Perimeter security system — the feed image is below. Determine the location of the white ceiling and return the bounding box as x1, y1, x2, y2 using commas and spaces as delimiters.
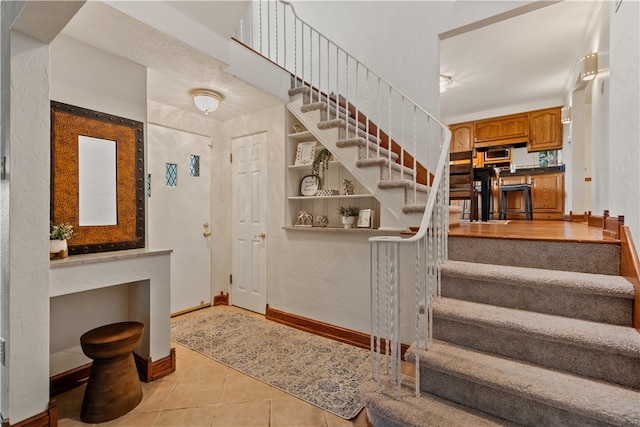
61, 1, 284, 125
60, 1, 597, 127
440, 1, 597, 123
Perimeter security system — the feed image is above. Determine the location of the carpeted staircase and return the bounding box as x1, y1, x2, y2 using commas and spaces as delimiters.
363, 236, 640, 426
288, 86, 427, 229
287, 84, 639, 426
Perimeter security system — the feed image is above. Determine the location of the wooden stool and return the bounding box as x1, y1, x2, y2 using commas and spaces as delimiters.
80, 321, 144, 423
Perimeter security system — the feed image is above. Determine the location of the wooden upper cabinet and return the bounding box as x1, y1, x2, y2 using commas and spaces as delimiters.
474, 113, 528, 148
528, 107, 563, 152
449, 122, 474, 153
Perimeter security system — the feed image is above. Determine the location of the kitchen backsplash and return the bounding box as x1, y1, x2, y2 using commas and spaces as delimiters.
512, 147, 561, 167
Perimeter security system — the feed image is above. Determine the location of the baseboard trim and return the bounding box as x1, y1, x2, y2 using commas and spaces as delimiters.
50, 363, 92, 397
2, 400, 57, 427
265, 305, 409, 356
50, 348, 176, 397
171, 303, 212, 318
134, 347, 176, 382
213, 292, 229, 306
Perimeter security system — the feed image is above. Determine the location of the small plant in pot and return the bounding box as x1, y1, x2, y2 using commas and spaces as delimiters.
50, 221, 74, 259
337, 205, 359, 229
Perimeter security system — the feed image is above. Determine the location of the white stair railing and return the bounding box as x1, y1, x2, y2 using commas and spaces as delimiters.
235, 0, 451, 400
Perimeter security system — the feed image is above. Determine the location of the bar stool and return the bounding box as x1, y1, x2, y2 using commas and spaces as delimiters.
461, 186, 493, 220
80, 321, 145, 423
499, 182, 533, 220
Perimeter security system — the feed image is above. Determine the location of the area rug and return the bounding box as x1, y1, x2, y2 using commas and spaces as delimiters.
171, 309, 370, 419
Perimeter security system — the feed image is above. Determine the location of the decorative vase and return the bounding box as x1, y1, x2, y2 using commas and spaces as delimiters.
50, 239, 68, 259
341, 216, 355, 229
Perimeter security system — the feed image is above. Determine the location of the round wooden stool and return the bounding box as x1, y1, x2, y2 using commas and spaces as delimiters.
80, 321, 145, 423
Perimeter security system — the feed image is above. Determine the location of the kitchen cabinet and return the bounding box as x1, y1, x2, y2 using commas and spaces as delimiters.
531, 172, 564, 218
528, 107, 563, 152
474, 113, 528, 148
449, 122, 474, 153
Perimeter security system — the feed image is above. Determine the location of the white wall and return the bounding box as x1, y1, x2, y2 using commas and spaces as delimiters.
48, 32, 150, 376
608, 0, 639, 243
50, 34, 146, 124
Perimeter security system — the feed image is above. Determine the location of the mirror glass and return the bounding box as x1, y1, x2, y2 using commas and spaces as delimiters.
78, 135, 117, 226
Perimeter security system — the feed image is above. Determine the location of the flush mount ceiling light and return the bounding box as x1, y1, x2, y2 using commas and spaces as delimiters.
580, 53, 598, 81
440, 75, 453, 93
561, 106, 572, 124
190, 89, 223, 115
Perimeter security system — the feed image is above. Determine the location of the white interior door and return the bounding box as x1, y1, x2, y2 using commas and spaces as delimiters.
148, 124, 212, 314
231, 132, 267, 314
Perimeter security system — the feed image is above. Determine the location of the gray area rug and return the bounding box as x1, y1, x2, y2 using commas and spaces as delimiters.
171, 309, 370, 419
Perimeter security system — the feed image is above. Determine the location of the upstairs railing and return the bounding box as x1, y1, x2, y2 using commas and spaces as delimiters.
235, 0, 451, 400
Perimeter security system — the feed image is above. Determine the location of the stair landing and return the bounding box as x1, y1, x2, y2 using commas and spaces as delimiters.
449, 219, 619, 243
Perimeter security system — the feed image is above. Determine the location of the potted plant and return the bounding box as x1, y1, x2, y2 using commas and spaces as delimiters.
337, 205, 359, 228
50, 221, 74, 259
312, 148, 332, 188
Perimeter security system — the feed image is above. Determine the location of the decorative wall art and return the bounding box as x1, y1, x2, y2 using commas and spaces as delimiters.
51, 101, 145, 255
294, 141, 316, 165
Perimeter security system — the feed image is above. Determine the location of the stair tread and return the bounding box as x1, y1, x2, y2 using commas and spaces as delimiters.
433, 297, 640, 356
442, 259, 635, 299
361, 376, 518, 427
410, 340, 640, 425
335, 137, 399, 161
378, 179, 429, 193
356, 157, 415, 177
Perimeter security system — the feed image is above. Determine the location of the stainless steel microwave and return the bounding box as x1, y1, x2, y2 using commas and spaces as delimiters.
484, 147, 511, 162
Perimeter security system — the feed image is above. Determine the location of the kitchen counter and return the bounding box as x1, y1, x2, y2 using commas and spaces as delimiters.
497, 164, 565, 176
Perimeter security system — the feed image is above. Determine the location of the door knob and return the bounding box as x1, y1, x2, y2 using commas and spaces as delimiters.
203, 222, 210, 228
256, 233, 266, 239
203, 231, 212, 237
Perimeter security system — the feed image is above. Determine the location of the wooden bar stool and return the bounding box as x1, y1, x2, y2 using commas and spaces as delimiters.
499, 183, 533, 220
80, 321, 144, 423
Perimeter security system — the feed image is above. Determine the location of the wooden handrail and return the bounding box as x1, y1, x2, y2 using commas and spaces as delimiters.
620, 225, 640, 331
336, 95, 432, 186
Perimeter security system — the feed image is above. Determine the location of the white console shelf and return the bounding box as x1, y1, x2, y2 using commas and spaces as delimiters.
49, 248, 172, 376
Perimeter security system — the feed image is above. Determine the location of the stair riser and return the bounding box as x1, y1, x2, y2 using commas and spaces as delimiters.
319, 109, 366, 131
440, 276, 633, 326
448, 237, 620, 275
433, 317, 640, 389
337, 126, 381, 145
419, 365, 614, 427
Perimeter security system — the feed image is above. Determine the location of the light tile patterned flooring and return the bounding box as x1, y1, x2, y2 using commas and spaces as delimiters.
56, 307, 369, 427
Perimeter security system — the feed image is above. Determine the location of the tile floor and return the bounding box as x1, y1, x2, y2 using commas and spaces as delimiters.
55, 307, 369, 427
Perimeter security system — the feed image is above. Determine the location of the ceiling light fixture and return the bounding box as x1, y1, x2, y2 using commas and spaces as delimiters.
190, 89, 223, 115
561, 106, 572, 124
440, 75, 453, 93
580, 53, 598, 81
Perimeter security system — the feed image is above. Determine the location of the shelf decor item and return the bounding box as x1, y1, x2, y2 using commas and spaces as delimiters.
315, 215, 329, 228
342, 179, 355, 195
337, 205, 360, 229
357, 209, 375, 228
295, 142, 316, 165
312, 148, 331, 187
300, 175, 320, 196
50, 221, 74, 259
295, 211, 313, 227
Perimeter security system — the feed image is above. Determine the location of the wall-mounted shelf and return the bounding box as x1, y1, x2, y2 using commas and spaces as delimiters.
285, 107, 380, 229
